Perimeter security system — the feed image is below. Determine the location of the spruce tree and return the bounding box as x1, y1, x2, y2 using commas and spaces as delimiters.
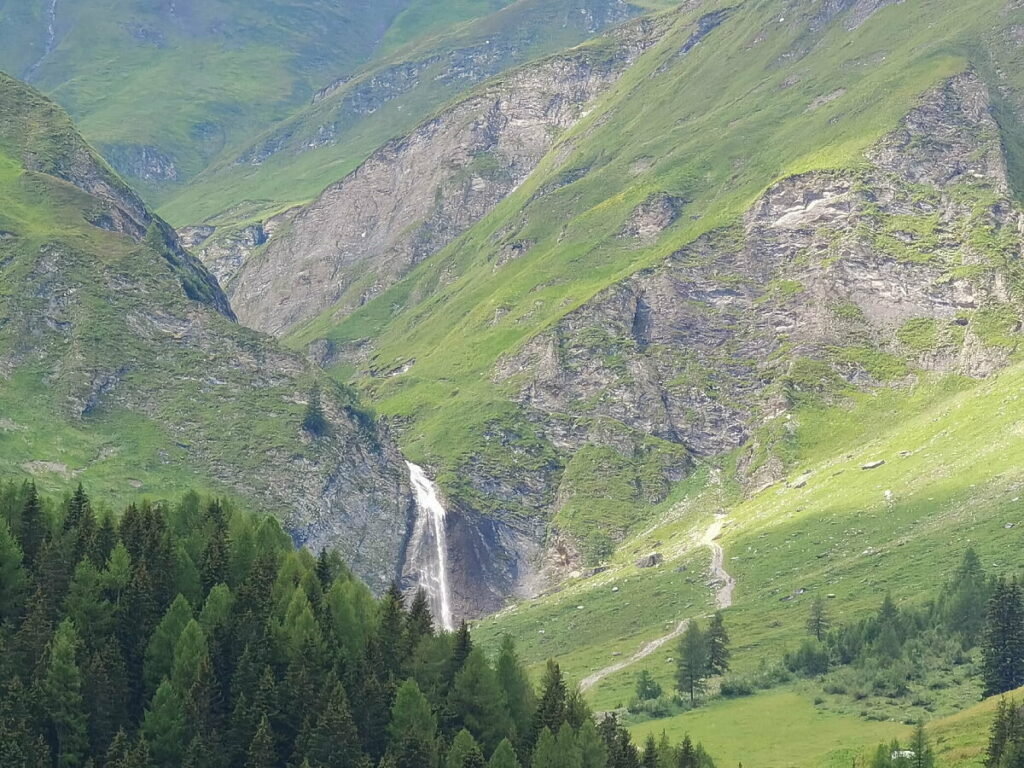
302, 384, 329, 437
641, 734, 658, 768
677, 736, 698, 768
496, 636, 535, 753
676, 622, 709, 704
807, 597, 830, 643
247, 714, 277, 768
0, 518, 26, 622
983, 579, 1024, 696
17, 482, 45, 567
407, 588, 435, 653
42, 619, 89, 768
293, 679, 365, 768
533, 660, 567, 742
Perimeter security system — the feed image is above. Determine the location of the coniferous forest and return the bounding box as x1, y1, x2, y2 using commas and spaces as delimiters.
0, 481, 714, 768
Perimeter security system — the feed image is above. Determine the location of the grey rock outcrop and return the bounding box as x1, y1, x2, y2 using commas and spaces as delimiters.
228, 17, 667, 336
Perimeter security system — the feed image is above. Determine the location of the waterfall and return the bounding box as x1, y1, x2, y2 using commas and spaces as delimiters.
405, 462, 454, 631
26, 0, 59, 80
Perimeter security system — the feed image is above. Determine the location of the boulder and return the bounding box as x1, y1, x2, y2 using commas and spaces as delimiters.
636, 553, 664, 568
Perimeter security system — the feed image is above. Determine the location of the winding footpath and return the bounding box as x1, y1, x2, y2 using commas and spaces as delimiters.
580, 515, 734, 692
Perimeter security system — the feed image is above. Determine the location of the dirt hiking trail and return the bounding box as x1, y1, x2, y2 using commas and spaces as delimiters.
580, 515, 733, 692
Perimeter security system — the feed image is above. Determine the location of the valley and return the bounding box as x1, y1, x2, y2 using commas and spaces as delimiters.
2, 0, 1024, 765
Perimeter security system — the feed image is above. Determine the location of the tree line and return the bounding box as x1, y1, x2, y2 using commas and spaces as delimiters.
0, 480, 717, 768
781, 550, 1024, 700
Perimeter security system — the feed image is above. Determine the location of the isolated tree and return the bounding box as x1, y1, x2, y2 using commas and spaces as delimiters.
635, 669, 662, 701
908, 724, 934, 768
302, 384, 329, 437
705, 612, 730, 675
676, 622, 709, 704
807, 596, 830, 642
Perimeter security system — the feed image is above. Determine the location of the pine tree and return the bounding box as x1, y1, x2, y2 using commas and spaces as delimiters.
676, 622, 709, 704
489, 739, 522, 768
17, 482, 46, 567
641, 734, 658, 768
983, 579, 1024, 696
302, 384, 330, 437
42, 619, 90, 768
246, 714, 277, 768
0, 517, 26, 622
377, 583, 408, 678
496, 636, 535, 753
806, 597, 830, 643
533, 660, 567, 742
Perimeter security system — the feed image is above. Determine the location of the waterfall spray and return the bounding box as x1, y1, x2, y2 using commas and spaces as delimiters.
406, 462, 454, 631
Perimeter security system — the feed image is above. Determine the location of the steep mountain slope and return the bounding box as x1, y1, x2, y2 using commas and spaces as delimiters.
162, 0, 667, 249
229, 0, 1024, 609
227, 15, 667, 329
0, 73, 411, 591
0, 0, 419, 198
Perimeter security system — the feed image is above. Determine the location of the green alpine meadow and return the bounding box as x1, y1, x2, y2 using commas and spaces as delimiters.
2, 0, 1024, 765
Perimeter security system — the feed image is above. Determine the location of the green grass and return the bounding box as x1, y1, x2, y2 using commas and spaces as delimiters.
275, 0, 1022, 553
474, 360, 1024, 761
629, 688, 907, 768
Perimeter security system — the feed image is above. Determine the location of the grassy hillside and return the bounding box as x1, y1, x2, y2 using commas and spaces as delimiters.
0, 73, 409, 588
0, 0, 426, 199
157, 0, 672, 228
469, 357, 1024, 764
282, 0, 1024, 533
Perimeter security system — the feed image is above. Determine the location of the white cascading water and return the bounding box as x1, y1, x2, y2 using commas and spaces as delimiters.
405, 462, 455, 631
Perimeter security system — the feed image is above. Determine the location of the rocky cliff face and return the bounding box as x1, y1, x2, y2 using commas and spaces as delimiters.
497, 72, 1022, 499
0, 74, 413, 592
226, 17, 666, 336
